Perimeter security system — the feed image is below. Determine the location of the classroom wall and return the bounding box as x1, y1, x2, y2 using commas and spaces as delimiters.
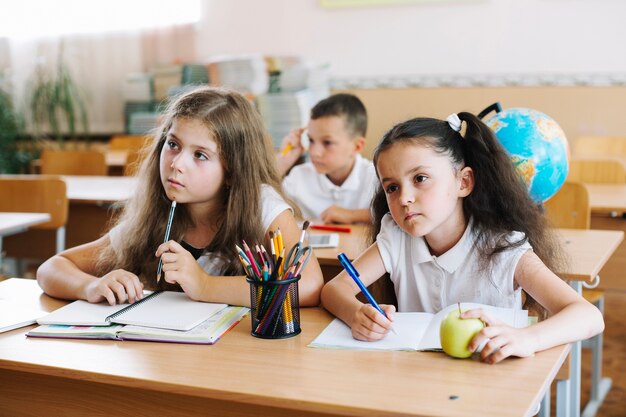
197, 0, 626, 154
197, 0, 626, 79
333, 86, 626, 159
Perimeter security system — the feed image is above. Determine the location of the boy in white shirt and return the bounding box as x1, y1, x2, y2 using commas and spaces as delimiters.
277, 94, 377, 224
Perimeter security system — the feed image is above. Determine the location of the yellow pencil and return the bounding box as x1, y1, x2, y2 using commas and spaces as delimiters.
280, 142, 293, 156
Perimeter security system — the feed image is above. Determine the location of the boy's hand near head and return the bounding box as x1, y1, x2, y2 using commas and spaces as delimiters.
351, 303, 396, 341
276, 127, 306, 176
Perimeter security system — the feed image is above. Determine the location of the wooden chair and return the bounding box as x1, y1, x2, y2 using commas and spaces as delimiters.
41, 150, 107, 176
543, 181, 608, 416
0, 177, 69, 264
568, 159, 626, 183
109, 135, 151, 177
544, 182, 591, 229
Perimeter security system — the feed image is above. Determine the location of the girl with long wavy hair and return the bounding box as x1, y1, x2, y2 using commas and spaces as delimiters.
38, 86, 323, 307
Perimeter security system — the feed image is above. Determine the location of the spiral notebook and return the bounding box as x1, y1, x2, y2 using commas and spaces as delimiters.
37, 291, 228, 331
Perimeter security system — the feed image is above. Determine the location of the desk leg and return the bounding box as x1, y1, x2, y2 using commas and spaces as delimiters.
539, 390, 550, 417
569, 280, 582, 417
581, 295, 612, 417
557, 378, 571, 417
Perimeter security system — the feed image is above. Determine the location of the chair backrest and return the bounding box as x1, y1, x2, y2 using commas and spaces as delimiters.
567, 159, 626, 184
543, 182, 590, 229
108, 135, 151, 151
0, 177, 68, 230
0, 176, 69, 255
41, 150, 107, 176
123, 150, 143, 176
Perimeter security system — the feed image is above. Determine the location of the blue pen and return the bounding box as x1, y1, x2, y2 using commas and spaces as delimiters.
338, 252, 396, 335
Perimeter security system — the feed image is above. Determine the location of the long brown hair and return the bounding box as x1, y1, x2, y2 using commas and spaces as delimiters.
370, 113, 567, 319
96, 87, 288, 289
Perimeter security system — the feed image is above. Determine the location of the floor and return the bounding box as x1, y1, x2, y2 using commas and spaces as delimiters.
548, 289, 626, 417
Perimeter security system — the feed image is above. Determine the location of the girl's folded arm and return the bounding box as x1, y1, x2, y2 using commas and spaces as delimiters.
515, 250, 605, 352
37, 234, 111, 300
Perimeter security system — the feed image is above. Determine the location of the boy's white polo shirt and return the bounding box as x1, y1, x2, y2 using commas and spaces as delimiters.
376, 214, 529, 313
282, 154, 378, 220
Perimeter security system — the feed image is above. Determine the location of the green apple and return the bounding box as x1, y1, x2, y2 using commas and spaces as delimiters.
439, 310, 485, 359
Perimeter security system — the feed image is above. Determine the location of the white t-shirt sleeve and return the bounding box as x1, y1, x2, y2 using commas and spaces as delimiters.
376, 213, 402, 275
107, 222, 125, 251
261, 184, 292, 233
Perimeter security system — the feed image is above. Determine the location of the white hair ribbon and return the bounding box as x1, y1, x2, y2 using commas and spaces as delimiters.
446, 113, 462, 132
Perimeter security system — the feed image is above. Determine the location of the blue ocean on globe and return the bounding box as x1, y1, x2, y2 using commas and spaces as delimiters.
485, 108, 570, 203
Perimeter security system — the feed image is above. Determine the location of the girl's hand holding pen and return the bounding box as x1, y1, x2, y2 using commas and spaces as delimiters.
351, 303, 396, 342
156, 240, 207, 300
462, 308, 535, 364
84, 270, 144, 306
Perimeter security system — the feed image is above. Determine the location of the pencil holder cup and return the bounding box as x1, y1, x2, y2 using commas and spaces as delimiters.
246, 275, 301, 339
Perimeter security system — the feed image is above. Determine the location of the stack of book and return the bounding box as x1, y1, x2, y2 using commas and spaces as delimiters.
207, 54, 268, 95
181, 64, 209, 85
256, 89, 329, 148
152, 64, 183, 101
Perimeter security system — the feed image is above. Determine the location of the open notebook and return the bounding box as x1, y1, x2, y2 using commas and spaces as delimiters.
37, 291, 228, 331
28, 306, 249, 345
309, 303, 528, 351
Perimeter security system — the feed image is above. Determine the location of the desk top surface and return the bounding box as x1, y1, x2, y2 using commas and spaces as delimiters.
62, 175, 137, 203
585, 183, 626, 213
0, 212, 51, 236
312, 225, 623, 283
0, 278, 568, 417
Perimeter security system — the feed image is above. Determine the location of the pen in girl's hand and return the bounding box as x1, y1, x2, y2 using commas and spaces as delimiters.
156, 200, 177, 283
337, 252, 397, 335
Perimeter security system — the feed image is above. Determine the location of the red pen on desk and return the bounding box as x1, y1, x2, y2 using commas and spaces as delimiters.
309, 224, 352, 233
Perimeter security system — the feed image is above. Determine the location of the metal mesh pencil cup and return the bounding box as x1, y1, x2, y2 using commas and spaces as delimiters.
246, 275, 301, 339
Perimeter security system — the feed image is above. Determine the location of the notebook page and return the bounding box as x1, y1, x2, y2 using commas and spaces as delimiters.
309, 312, 433, 351
118, 306, 249, 344
37, 300, 128, 326
112, 292, 228, 331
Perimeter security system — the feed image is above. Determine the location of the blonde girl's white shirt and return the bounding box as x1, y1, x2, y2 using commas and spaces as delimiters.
376, 213, 530, 313
282, 154, 378, 221
109, 184, 291, 276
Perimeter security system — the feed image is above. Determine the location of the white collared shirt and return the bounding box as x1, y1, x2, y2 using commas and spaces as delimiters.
376, 214, 530, 313
282, 154, 378, 221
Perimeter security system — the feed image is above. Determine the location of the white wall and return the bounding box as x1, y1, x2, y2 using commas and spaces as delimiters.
197, 0, 626, 80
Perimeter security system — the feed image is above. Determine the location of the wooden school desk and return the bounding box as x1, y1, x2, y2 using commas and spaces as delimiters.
0, 279, 568, 417
313, 226, 623, 417
0, 213, 51, 238
0, 213, 51, 272
1, 175, 137, 260
579, 183, 626, 291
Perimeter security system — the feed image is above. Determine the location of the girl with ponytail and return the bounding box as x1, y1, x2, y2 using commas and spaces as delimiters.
321, 112, 604, 364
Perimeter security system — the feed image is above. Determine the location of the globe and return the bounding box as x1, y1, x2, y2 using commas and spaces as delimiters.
484, 107, 570, 203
